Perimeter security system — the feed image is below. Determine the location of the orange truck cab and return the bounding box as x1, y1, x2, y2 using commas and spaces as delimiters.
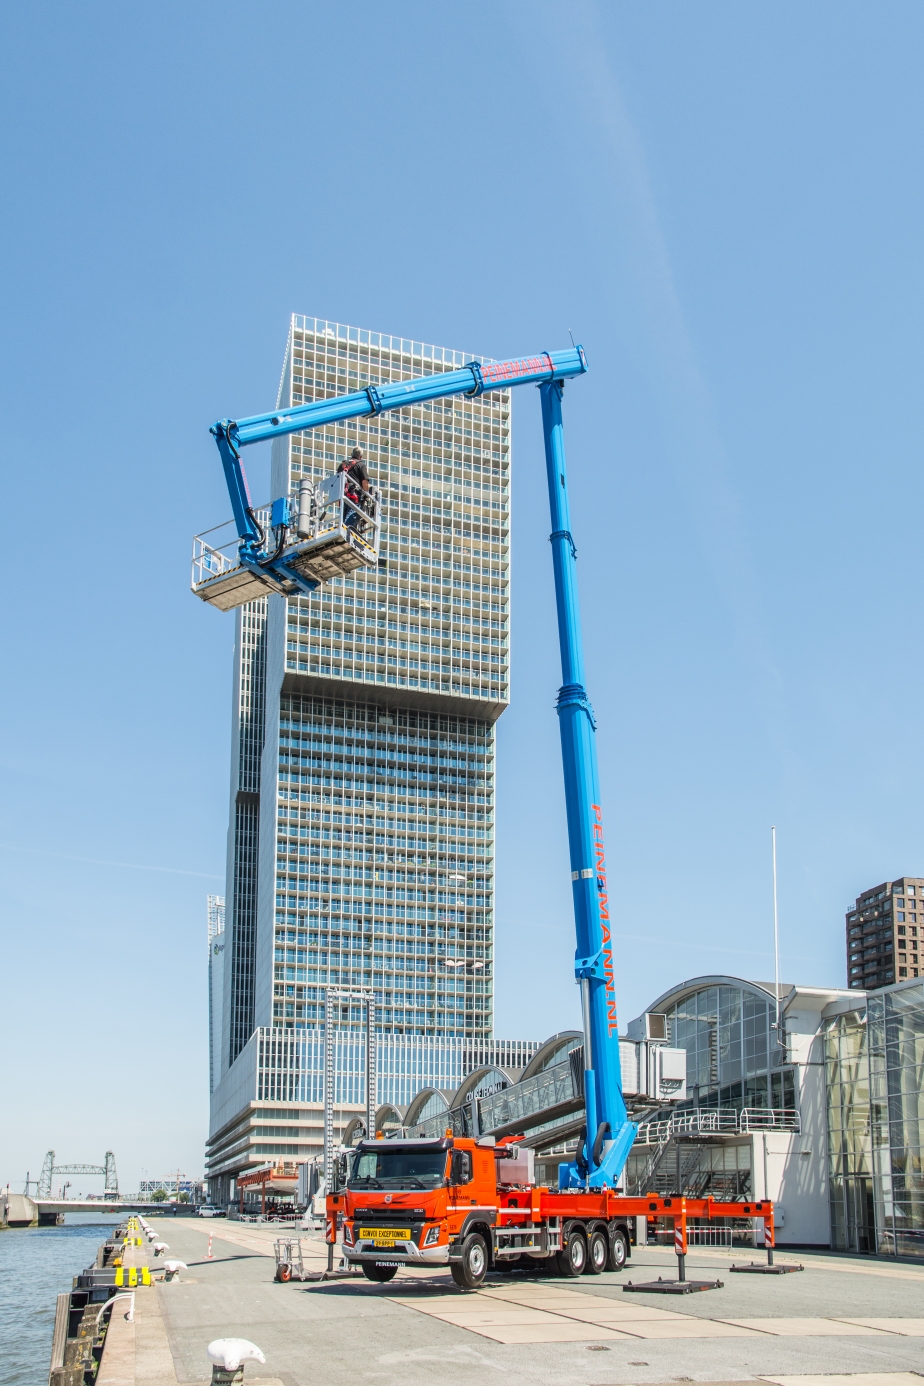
337, 1134, 634, 1289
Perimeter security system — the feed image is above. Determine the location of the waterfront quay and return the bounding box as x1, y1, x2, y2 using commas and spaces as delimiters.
68, 1215, 924, 1386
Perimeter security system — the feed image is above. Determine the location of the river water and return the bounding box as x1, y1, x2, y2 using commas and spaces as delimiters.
0, 1218, 122, 1386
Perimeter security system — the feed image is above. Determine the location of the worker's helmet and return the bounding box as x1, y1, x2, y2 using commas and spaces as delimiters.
351, 446, 363, 459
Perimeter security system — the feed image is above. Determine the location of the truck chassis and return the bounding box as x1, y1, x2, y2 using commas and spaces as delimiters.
329, 1176, 776, 1290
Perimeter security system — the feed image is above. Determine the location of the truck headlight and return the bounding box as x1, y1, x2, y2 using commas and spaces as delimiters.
343, 1223, 354, 1246
423, 1225, 440, 1247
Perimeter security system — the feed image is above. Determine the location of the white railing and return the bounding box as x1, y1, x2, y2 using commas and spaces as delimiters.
686, 1225, 733, 1247
191, 507, 272, 589
308, 473, 382, 563
191, 475, 383, 601
739, 1107, 801, 1132
635, 1107, 800, 1145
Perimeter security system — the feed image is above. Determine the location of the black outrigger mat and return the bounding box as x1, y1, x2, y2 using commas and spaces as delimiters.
730, 1261, 803, 1274
623, 1276, 723, 1294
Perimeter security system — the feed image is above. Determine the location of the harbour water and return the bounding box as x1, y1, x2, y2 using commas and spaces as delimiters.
0, 1218, 121, 1386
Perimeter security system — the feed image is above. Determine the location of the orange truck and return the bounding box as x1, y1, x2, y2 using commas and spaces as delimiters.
327, 1134, 775, 1289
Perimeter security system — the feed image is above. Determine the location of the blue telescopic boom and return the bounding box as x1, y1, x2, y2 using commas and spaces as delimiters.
540, 380, 637, 1189
211, 348, 588, 552
205, 339, 636, 1185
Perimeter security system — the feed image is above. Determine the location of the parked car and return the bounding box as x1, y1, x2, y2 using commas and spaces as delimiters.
197, 1205, 226, 1218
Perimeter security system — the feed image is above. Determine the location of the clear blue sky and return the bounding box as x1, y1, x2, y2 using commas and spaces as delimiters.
2, 2, 922, 1192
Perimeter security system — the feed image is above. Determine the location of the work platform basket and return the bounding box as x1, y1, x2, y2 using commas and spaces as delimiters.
191, 474, 382, 611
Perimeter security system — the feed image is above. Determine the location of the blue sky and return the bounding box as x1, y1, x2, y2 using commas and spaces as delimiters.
2, 2, 922, 1191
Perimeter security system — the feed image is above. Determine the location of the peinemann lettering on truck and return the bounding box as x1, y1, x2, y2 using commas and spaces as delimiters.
591, 803, 618, 1035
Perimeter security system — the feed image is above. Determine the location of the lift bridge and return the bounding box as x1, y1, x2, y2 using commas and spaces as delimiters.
37, 1150, 118, 1198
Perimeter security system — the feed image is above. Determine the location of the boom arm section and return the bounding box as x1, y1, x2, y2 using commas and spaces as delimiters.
541, 380, 637, 1189
194, 346, 587, 611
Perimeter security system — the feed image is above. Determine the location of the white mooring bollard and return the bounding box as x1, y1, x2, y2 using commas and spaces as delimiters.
207, 1339, 266, 1386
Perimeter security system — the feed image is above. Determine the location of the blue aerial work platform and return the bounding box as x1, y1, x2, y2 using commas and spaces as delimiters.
192, 342, 637, 1189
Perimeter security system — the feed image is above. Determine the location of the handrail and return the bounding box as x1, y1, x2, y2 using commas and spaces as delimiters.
635, 1107, 800, 1145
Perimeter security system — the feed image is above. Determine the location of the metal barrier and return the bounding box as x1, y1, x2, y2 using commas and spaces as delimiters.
635, 1107, 800, 1145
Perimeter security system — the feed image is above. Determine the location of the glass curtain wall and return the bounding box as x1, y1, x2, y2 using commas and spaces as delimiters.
824, 1008, 875, 1252
869, 982, 924, 1257
664, 983, 791, 1112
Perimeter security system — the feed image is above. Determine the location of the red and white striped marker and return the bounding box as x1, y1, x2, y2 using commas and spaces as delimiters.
207, 1235, 213, 1260
674, 1223, 685, 1255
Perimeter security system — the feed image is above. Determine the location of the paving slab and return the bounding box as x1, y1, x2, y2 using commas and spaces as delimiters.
835, 1319, 924, 1335
725, 1319, 895, 1337
614, 1318, 764, 1339
760, 1376, 924, 1386
135, 1216, 924, 1386
451, 1320, 629, 1343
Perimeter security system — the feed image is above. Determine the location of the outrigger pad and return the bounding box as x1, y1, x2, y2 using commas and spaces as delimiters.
730, 1262, 803, 1274
623, 1277, 723, 1294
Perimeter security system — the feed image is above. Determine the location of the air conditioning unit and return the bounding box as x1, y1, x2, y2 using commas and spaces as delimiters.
655, 1046, 686, 1101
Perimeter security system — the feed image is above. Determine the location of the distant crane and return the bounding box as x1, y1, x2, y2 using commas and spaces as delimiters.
37, 1151, 119, 1199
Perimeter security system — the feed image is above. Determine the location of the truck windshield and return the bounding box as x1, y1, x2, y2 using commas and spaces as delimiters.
349, 1149, 448, 1190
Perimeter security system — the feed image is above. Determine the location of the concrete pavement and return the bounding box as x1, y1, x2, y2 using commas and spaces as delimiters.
115, 1216, 924, 1386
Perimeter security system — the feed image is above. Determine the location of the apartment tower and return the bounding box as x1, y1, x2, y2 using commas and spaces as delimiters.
847, 876, 923, 990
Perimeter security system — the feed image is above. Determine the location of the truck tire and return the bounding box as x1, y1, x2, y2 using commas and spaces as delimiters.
556, 1225, 587, 1277
362, 1262, 398, 1283
450, 1233, 488, 1290
587, 1227, 608, 1274
608, 1226, 629, 1271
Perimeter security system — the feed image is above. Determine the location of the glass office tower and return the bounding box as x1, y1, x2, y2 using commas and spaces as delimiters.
217, 316, 511, 1087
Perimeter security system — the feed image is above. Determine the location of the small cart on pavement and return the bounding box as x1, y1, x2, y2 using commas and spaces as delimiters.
273, 1238, 309, 1282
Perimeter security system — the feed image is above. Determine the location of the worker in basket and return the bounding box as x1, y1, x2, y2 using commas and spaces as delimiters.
337, 446, 370, 532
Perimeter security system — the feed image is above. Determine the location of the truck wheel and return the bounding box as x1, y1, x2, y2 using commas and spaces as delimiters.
587, 1227, 608, 1274
608, 1227, 629, 1271
450, 1233, 488, 1290
556, 1226, 587, 1277
362, 1262, 398, 1283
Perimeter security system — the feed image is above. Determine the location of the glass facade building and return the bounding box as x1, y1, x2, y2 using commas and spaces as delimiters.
209, 316, 520, 1197
217, 315, 512, 1086
825, 979, 924, 1256
207, 895, 225, 1095
206, 1032, 539, 1193
653, 978, 793, 1113
622, 977, 823, 1240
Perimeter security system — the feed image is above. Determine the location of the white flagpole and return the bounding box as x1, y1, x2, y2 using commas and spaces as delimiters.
772, 826, 781, 1037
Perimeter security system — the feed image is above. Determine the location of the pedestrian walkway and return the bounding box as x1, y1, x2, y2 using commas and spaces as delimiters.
99, 1217, 924, 1386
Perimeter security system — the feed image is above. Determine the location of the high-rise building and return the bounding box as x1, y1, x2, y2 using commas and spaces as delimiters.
207, 316, 516, 1198
207, 895, 225, 1094
846, 876, 923, 990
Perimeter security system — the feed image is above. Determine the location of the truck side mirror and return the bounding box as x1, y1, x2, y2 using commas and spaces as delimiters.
450, 1151, 472, 1185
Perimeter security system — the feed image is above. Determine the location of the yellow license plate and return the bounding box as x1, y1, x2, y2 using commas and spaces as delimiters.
358, 1227, 411, 1244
